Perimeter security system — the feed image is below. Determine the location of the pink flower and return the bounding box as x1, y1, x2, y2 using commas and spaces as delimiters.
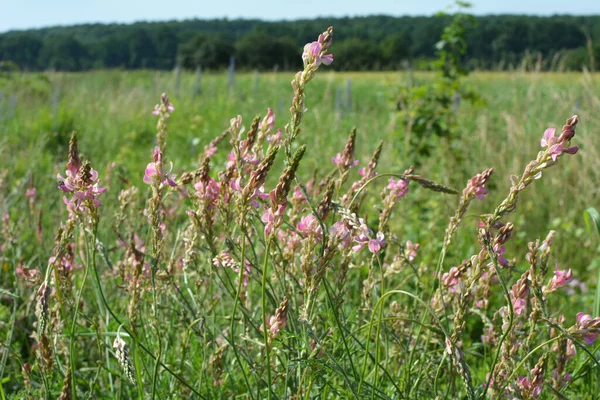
466, 174, 489, 200
152, 101, 174, 115
540, 128, 557, 148
368, 232, 386, 254
260, 108, 275, 132
231, 177, 243, 192
575, 312, 600, 345
329, 221, 351, 248
194, 178, 220, 206
291, 185, 305, 205
262, 205, 285, 237
441, 266, 463, 289
25, 187, 37, 198
541, 127, 578, 161
302, 41, 334, 67
513, 298, 527, 316
332, 153, 359, 168
57, 163, 105, 209
144, 150, 177, 187
549, 264, 572, 291
204, 145, 217, 157
297, 214, 322, 237
493, 244, 508, 266
267, 129, 283, 145
387, 177, 409, 198
405, 240, 420, 261
353, 229, 385, 254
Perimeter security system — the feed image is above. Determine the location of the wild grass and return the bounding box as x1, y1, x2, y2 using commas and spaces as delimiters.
0, 30, 599, 399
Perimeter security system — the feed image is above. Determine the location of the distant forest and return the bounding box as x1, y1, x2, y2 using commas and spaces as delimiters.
1, 15, 600, 72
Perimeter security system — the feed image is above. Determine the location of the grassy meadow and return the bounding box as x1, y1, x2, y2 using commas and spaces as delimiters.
0, 66, 599, 398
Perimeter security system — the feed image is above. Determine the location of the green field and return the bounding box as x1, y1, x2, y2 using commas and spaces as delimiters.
0, 68, 599, 398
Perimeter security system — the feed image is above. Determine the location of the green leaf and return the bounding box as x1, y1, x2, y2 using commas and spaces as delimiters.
584, 207, 600, 238
584, 208, 600, 317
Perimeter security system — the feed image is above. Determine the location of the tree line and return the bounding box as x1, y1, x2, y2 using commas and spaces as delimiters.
1, 15, 599, 72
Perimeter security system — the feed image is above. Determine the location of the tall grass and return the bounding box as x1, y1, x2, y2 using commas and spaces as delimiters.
0, 29, 599, 399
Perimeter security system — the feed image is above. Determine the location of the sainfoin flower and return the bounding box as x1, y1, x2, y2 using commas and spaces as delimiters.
260, 108, 275, 132
387, 177, 409, 198
144, 149, 177, 187
297, 214, 322, 237
540, 127, 578, 161
517, 376, 542, 398
464, 169, 493, 200
194, 178, 220, 205
302, 41, 333, 67
152, 100, 175, 115
25, 187, 37, 199
332, 153, 358, 168
353, 229, 386, 254
262, 205, 285, 237
57, 162, 106, 208
574, 312, 600, 345
329, 221, 351, 248
548, 264, 572, 291
268, 129, 283, 145
405, 240, 420, 261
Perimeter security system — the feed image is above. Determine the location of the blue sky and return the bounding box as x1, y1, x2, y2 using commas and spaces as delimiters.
1, 0, 599, 32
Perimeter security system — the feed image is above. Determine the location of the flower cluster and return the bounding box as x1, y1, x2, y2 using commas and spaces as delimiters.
302, 34, 334, 67
144, 149, 177, 187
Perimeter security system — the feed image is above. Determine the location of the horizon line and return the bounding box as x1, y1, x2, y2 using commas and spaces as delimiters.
3, 12, 600, 34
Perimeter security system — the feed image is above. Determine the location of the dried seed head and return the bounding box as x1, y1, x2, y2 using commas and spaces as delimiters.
271, 145, 306, 207
244, 115, 260, 152
113, 337, 137, 385
242, 145, 279, 201
340, 128, 357, 169
36, 283, 51, 336
317, 179, 335, 220
68, 131, 81, 173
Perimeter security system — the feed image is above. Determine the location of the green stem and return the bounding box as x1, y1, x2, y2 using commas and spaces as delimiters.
90, 240, 205, 399
358, 290, 449, 396
372, 256, 385, 400
495, 337, 560, 399
262, 239, 273, 399
228, 222, 255, 399
69, 224, 97, 400
480, 244, 514, 399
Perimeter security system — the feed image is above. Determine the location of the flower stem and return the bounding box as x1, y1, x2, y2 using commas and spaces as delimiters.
262, 239, 273, 399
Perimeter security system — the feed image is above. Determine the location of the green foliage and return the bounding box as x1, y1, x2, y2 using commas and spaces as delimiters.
0, 68, 598, 398
396, 2, 483, 164
584, 208, 600, 316
1, 14, 600, 72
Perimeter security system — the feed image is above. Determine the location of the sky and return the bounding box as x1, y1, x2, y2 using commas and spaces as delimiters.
1, 0, 599, 32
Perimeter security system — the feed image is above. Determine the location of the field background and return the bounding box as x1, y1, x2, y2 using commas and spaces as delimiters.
1, 69, 599, 266
1, 68, 599, 397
